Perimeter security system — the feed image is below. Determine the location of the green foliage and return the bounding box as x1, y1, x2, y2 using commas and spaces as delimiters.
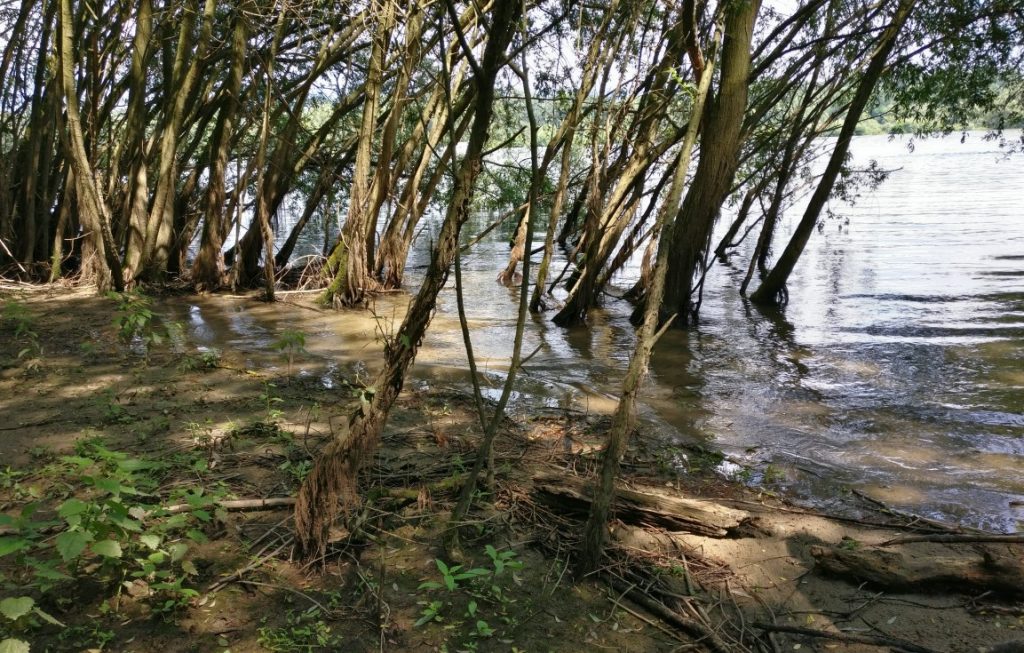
108, 291, 168, 363
414, 546, 525, 647
260, 381, 285, 421
178, 349, 221, 372
257, 607, 338, 652
0, 439, 216, 632
272, 329, 307, 376
2, 301, 42, 370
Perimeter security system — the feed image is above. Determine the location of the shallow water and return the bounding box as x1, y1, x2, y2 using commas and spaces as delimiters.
170, 131, 1024, 532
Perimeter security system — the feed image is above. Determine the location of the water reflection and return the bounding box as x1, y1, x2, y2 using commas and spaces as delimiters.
170, 131, 1023, 532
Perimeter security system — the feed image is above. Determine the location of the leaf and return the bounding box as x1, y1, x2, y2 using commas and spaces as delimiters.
0, 597, 34, 621
181, 560, 199, 576
92, 539, 123, 558
417, 581, 443, 590
55, 530, 92, 562
0, 538, 29, 558
29, 561, 71, 582
467, 600, 477, 617
0, 638, 30, 653
435, 559, 450, 575
57, 498, 88, 518
139, 534, 161, 550
169, 543, 188, 562
32, 607, 64, 627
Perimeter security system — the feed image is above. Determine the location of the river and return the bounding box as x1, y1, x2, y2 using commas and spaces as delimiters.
171, 131, 1024, 533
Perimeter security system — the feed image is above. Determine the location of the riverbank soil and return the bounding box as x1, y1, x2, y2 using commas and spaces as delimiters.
1, 287, 1021, 652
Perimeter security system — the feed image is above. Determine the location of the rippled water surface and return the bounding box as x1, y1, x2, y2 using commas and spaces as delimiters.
171, 132, 1024, 532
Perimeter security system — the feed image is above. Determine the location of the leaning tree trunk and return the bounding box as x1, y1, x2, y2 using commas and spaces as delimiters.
660, 0, 761, 326
580, 8, 725, 574
294, 0, 521, 559
750, 0, 916, 306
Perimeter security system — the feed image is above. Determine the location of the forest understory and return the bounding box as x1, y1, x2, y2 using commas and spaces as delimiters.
1, 285, 1022, 653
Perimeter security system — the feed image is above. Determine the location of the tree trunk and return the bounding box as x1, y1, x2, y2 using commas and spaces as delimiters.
322, 0, 396, 307
580, 9, 724, 573
661, 0, 761, 326
294, 0, 521, 559
58, 0, 123, 292
192, 4, 247, 292
751, 0, 916, 305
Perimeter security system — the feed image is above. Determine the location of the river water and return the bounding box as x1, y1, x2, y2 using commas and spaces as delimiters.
171, 132, 1024, 533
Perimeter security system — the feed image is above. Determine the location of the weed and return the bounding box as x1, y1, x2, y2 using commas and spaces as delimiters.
98, 390, 134, 425
763, 464, 786, 484
57, 622, 116, 650
3, 300, 43, 370
0, 440, 216, 626
277, 459, 312, 487
414, 546, 525, 647
260, 381, 285, 421
272, 329, 307, 376
178, 349, 221, 372
257, 607, 338, 652
108, 290, 167, 363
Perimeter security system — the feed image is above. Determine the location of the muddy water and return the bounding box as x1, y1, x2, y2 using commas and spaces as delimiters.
169, 131, 1024, 532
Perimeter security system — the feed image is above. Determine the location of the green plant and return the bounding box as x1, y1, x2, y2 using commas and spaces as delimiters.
108, 290, 165, 363
260, 382, 285, 421
414, 546, 525, 646
0, 441, 213, 625
1, 595, 63, 652
272, 329, 307, 376
57, 622, 116, 650
257, 607, 338, 652
763, 464, 786, 484
178, 349, 220, 372
4, 300, 42, 369
98, 390, 134, 425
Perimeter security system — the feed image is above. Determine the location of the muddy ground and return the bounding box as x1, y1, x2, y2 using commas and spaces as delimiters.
1, 286, 1021, 653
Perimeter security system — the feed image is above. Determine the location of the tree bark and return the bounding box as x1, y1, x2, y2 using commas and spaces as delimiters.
751, 0, 917, 305
660, 0, 761, 326
579, 8, 724, 573
294, 0, 521, 559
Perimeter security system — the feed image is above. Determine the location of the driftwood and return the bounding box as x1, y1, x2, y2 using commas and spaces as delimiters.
811, 544, 1024, 598
532, 471, 752, 537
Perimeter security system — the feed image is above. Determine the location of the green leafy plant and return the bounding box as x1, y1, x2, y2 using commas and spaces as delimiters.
257, 606, 338, 652
272, 329, 307, 376
414, 546, 525, 647
177, 349, 220, 372
260, 382, 285, 421
3, 300, 42, 370
0, 441, 214, 626
108, 290, 166, 363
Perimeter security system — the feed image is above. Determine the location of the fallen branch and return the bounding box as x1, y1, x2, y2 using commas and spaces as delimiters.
162, 497, 297, 515
609, 578, 732, 653
754, 622, 942, 653
533, 471, 750, 537
880, 533, 1024, 546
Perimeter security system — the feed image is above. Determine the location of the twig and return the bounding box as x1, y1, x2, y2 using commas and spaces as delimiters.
609, 578, 732, 653
207, 538, 292, 593
753, 622, 943, 653
237, 579, 329, 613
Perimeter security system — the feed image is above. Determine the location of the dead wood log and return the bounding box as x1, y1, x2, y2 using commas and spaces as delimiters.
532, 471, 752, 537
811, 544, 1024, 598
